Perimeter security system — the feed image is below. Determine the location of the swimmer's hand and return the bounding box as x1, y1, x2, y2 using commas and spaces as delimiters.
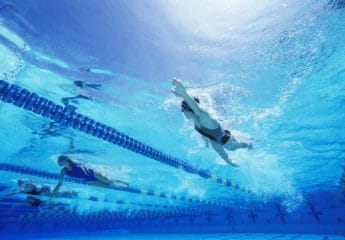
47, 192, 56, 206
248, 143, 253, 150
171, 78, 187, 98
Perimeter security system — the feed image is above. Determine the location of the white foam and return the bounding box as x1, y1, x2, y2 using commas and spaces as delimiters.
175, 173, 206, 198
234, 149, 303, 210
251, 77, 302, 127
0, 44, 20, 77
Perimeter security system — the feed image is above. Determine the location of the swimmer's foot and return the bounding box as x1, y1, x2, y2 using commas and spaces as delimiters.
248, 143, 253, 150
112, 180, 129, 189
239, 142, 253, 150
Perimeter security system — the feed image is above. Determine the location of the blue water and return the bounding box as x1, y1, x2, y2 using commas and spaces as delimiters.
0, 0, 345, 239
7, 233, 345, 240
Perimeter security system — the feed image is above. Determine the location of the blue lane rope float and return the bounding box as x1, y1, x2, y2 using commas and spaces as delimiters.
0, 191, 202, 213
0, 163, 229, 208
0, 196, 209, 221
0, 202, 206, 224
0, 193, 212, 222
0, 80, 251, 194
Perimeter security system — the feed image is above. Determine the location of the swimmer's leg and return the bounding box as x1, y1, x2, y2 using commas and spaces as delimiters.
93, 172, 112, 185
224, 138, 253, 151
93, 172, 129, 188
61, 95, 91, 110
210, 142, 239, 167
86, 83, 102, 90
0, 188, 19, 201
55, 190, 78, 198
239, 142, 253, 150
61, 96, 80, 105
113, 179, 129, 188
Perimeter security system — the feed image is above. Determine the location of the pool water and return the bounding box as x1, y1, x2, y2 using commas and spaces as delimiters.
0, 0, 345, 239
8, 233, 345, 240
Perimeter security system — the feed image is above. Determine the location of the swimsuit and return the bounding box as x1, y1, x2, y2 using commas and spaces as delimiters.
195, 125, 231, 144
66, 163, 98, 182
26, 188, 41, 195
21, 182, 51, 195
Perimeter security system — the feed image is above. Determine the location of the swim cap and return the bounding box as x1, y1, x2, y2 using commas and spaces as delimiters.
181, 97, 200, 113
17, 179, 25, 186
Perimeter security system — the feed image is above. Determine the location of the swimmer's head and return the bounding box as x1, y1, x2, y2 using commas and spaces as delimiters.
58, 155, 72, 167
181, 97, 200, 119
17, 179, 25, 186
17, 179, 34, 192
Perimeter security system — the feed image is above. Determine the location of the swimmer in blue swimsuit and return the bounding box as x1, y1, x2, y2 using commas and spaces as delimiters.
50, 155, 129, 202
172, 78, 253, 167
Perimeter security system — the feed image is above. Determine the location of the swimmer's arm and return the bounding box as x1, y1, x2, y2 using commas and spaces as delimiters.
50, 168, 66, 201
203, 137, 210, 148
172, 78, 218, 127
211, 142, 239, 168
0, 188, 20, 201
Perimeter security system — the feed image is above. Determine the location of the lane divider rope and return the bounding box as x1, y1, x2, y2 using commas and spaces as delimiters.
0, 80, 252, 194
0, 202, 208, 223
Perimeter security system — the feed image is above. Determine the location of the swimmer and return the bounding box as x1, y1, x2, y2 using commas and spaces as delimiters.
61, 80, 101, 111
50, 155, 129, 201
0, 184, 45, 207
0, 179, 77, 207
171, 78, 253, 167
61, 95, 90, 111
0, 179, 51, 200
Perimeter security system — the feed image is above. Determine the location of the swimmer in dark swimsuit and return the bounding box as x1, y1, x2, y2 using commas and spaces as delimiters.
50, 155, 129, 202
172, 78, 252, 167
0, 179, 52, 200
0, 179, 77, 207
